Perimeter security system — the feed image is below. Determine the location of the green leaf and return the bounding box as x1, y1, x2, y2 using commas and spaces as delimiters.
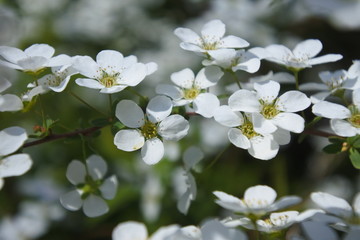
323, 143, 343, 154
349, 148, 360, 169
111, 122, 125, 136
347, 135, 360, 148
328, 136, 345, 144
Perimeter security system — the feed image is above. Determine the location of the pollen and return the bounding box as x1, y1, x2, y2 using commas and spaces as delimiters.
141, 121, 158, 139
183, 87, 200, 100
349, 114, 360, 128
239, 122, 260, 139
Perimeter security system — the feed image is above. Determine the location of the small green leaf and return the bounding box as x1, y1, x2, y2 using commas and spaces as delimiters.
328, 136, 345, 144
111, 122, 125, 135
323, 143, 342, 154
349, 148, 360, 169
347, 135, 360, 148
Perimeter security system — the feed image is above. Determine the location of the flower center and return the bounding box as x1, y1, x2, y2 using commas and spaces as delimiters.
243, 198, 269, 208
239, 122, 260, 139
141, 121, 158, 139
261, 104, 280, 119
183, 87, 200, 100
200, 37, 219, 51
100, 76, 117, 88
349, 114, 360, 128
80, 176, 102, 197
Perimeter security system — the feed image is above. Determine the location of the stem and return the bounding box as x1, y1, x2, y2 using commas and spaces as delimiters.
108, 94, 113, 114
23, 126, 102, 148
230, 71, 242, 89
204, 144, 230, 171
293, 69, 300, 90
68, 91, 107, 116
302, 128, 341, 138
126, 87, 148, 102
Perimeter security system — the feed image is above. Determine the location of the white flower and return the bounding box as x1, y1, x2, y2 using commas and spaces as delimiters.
300, 61, 360, 103
73, 50, 156, 94
229, 80, 311, 134
213, 185, 301, 216
312, 88, 360, 137
156, 66, 223, 118
113, 96, 189, 165
214, 105, 290, 160
177, 146, 203, 215
0, 44, 67, 74
0, 77, 23, 112
112, 221, 180, 240
60, 155, 118, 217
203, 48, 260, 73
0, 126, 32, 190
174, 19, 249, 56
256, 211, 299, 233
251, 39, 342, 70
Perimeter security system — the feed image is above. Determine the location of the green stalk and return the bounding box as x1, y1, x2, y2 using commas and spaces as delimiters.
68, 91, 107, 116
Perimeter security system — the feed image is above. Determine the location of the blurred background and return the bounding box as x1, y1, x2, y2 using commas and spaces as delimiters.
0, 0, 360, 239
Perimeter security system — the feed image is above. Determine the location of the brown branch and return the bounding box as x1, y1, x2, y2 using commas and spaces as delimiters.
302, 128, 343, 139
23, 126, 102, 148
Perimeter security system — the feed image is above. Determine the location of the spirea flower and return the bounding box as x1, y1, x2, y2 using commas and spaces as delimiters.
213, 185, 301, 217
0, 126, 32, 190
229, 80, 311, 134
312, 88, 360, 137
174, 19, 249, 56
252, 39, 342, 71
60, 155, 118, 217
113, 96, 189, 165
0, 44, 67, 75
156, 66, 223, 118
73, 50, 156, 94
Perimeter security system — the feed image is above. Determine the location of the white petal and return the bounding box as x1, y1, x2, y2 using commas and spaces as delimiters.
115, 100, 145, 128
249, 136, 279, 160
353, 192, 360, 216
252, 113, 277, 134
24, 44, 54, 58
207, 49, 236, 68
307, 54, 343, 65
301, 221, 338, 240
0, 154, 32, 178
100, 175, 118, 200
214, 105, 243, 127
114, 129, 145, 151
146, 62, 158, 75
244, 185, 276, 207
254, 80, 280, 102
179, 42, 204, 53
96, 50, 123, 70
0, 77, 11, 92
86, 155, 107, 180
219, 35, 249, 48
193, 93, 219, 118
60, 190, 83, 211
0, 126, 27, 156
232, 56, 261, 73
141, 138, 164, 165
0, 94, 23, 112
112, 221, 148, 240
344, 229, 360, 240
158, 115, 189, 140
277, 91, 311, 112
171, 68, 195, 89
331, 119, 358, 137
271, 196, 302, 212
66, 160, 86, 185
228, 128, 251, 149
17, 56, 47, 71
353, 88, 360, 106
272, 113, 305, 133
270, 211, 299, 227
150, 225, 180, 240
73, 56, 100, 78
174, 27, 200, 45
120, 63, 147, 86
194, 66, 223, 89
299, 82, 328, 91
201, 219, 248, 240
265, 45, 293, 63
293, 39, 322, 59
75, 78, 104, 89
213, 191, 246, 212
0, 46, 26, 63
83, 194, 109, 217
229, 89, 260, 112
201, 19, 225, 40
183, 146, 204, 170
312, 101, 350, 119
311, 192, 352, 218
146, 95, 173, 123
271, 128, 291, 145
177, 189, 192, 215
155, 84, 183, 100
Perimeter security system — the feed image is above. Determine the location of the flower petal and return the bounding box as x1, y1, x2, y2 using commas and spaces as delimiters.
96, 50, 123, 70
301, 221, 338, 240
141, 138, 164, 165
228, 89, 260, 112
254, 80, 280, 102
60, 190, 83, 211
307, 54, 343, 65
293, 39, 322, 59
174, 27, 200, 45
219, 35, 249, 48
158, 114, 189, 140
194, 66, 223, 89
114, 129, 145, 151
0, 126, 27, 156
120, 63, 147, 86
66, 160, 86, 185
277, 91, 311, 112
24, 44, 54, 58
112, 221, 148, 240
86, 155, 107, 180
228, 128, 251, 149
214, 105, 243, 127
146, 95, 173, 123
331, 119, 358, 137
73, 56, 100, 79
249, 136, 279, 160
0, 154, 32, 178
312, 101, 350, 119
193, 93, 219, 118
213, 191, 246, 213
0, 46, 26, 63
171, 68, 195, 89
201, 19, 225, 40
151, 225, 180, 240
272, 112, 305, 133
100, 175, 118, 200
244, 185, 276, 207
75, 78, 104, 89
0, 94, 23, 112
83, 194, 109, 217
270, 196, 302, 212
115, 100, 145, 128
311, 192, 352, 218
156, 84, 183, 100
